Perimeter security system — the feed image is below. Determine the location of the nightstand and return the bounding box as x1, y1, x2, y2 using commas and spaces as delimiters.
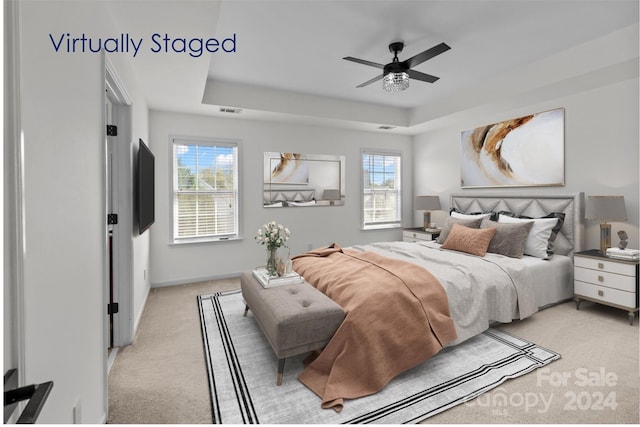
574, 249, 639, 325
402, 227, 440, 243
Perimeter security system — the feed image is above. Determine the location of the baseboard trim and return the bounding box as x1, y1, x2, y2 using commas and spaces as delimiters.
107, 347, 119, 374
151, 272, 241, 288
132, 285, 150, 342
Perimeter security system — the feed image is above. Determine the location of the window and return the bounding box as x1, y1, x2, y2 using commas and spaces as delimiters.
172, 137, 240, 243
362, 150, 402, 229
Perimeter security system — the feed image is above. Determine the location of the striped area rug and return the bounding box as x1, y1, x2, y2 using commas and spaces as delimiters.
198, 290, 560, 424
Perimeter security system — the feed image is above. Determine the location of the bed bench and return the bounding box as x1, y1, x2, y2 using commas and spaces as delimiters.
240, 271, 345, 385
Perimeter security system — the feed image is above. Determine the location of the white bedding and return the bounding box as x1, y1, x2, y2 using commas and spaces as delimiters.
513, 251, 574, 308
350, 240, 572, 345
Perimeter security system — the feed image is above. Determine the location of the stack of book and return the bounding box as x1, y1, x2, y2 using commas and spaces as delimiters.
252, 267, 304, 288
606, 247, 640, 261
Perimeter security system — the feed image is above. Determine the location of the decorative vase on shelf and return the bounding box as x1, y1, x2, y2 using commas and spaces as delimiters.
266, 248, 278, 276
277, 257, 286, 276
284, 250, 293, 275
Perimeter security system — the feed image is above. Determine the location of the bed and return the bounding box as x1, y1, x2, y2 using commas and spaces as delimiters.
291, 193, 585, 411
355, 192, 584, 343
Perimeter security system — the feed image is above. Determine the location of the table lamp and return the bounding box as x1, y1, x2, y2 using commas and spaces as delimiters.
585, 195, 627, 254
415, 195, 441, 230
322, 189, 341, 205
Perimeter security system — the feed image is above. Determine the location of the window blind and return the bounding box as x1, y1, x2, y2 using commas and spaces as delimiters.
172, 139, 239, 241
362, 151, 402, 228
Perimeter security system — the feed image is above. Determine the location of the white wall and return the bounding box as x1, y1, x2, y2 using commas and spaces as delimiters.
15, 0, 149, 422
4, 0, 21, 387
149, 111, 413, 286
18, 0, 109, 422
131, 140, 152, 335
413, 77, 640, 251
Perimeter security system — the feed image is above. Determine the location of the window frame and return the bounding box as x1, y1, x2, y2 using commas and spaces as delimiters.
169, 136, 242, 244
360, 148, 403, 230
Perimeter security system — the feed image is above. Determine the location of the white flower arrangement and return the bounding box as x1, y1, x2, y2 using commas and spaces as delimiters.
255, 221, 290, 250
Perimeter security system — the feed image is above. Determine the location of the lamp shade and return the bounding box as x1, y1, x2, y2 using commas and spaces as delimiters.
585, 196, 627, 222
322, 189, 341, 200
415, 195, 441, 211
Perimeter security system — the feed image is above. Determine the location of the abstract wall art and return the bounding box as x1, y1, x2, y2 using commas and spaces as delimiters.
460, 108, 565, 188
264, 152, 309, 185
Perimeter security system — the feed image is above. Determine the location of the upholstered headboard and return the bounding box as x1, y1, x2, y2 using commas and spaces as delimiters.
264, 189, 315, 205
450, 193, 585, 257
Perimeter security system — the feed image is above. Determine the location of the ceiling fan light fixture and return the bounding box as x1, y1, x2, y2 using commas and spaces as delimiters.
345, 41, 450, 91
382, 71, 409, 92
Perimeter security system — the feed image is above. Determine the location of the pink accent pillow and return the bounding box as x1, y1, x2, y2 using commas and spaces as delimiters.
441, 223, 497, 257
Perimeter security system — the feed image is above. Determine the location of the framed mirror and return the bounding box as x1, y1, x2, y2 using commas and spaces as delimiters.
263, 152, 345, 207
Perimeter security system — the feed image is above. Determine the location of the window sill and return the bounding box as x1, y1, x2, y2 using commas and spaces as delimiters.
362, 224, 402, 231
170, 236, 242, 246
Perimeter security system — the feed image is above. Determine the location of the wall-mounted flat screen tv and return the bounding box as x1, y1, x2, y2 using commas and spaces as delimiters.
137, 138, 155, 234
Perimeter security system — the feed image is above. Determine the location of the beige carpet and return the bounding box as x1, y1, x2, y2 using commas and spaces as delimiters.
107, 278, 639, 424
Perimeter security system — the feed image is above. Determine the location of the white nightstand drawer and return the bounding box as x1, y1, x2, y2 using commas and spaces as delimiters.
402, 230, 437, 242
574, 267, 636, 292
575, 280, 636, 308
574, 256, 636, 277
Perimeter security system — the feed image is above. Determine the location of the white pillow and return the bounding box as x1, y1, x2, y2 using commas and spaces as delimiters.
450, 211, 493, 220
264, 201, 283, 208
498, 214, 557, 259
288, 200, 316, 206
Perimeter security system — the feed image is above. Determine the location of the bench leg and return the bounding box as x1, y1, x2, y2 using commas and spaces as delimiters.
276, 358, 285, 385
243, 304, 249, 317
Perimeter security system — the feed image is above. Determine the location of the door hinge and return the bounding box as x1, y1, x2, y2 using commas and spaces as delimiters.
106, 125, 118, 136
107, 303, 119, 315
107, 214, 118, 225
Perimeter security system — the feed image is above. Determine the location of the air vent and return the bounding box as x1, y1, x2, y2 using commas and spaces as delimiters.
219, 107, 243, 114
378, 125, 396, 130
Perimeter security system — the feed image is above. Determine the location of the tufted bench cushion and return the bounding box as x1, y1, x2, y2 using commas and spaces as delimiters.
240, 271, 345, 384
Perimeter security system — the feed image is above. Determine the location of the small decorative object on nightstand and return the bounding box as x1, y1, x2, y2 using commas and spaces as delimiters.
402, 227, 440, 243
617, 230, 628, 250
585, 195, 627, 254
606, 246, 639, 261
414, 196, 441, 231
574, 249, 639, 325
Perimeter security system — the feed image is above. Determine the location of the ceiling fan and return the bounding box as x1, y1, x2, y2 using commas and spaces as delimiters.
343, 41, 451, 92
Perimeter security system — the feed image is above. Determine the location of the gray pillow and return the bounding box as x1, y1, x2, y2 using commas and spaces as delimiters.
436, 216, 484, 244
480, 218, 534, 258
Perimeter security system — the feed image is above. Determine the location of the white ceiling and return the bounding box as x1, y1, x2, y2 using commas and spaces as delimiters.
107, 0, 639, 134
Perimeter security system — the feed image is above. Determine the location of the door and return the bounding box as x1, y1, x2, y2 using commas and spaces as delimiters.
105, 96, 117, 350
104, 59, 134, 351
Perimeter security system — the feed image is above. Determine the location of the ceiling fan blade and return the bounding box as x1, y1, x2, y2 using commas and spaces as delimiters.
403, 42, 451, 69
407, 69, 439, 83
356, 74, 384, 88
343, 56, 385, 69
